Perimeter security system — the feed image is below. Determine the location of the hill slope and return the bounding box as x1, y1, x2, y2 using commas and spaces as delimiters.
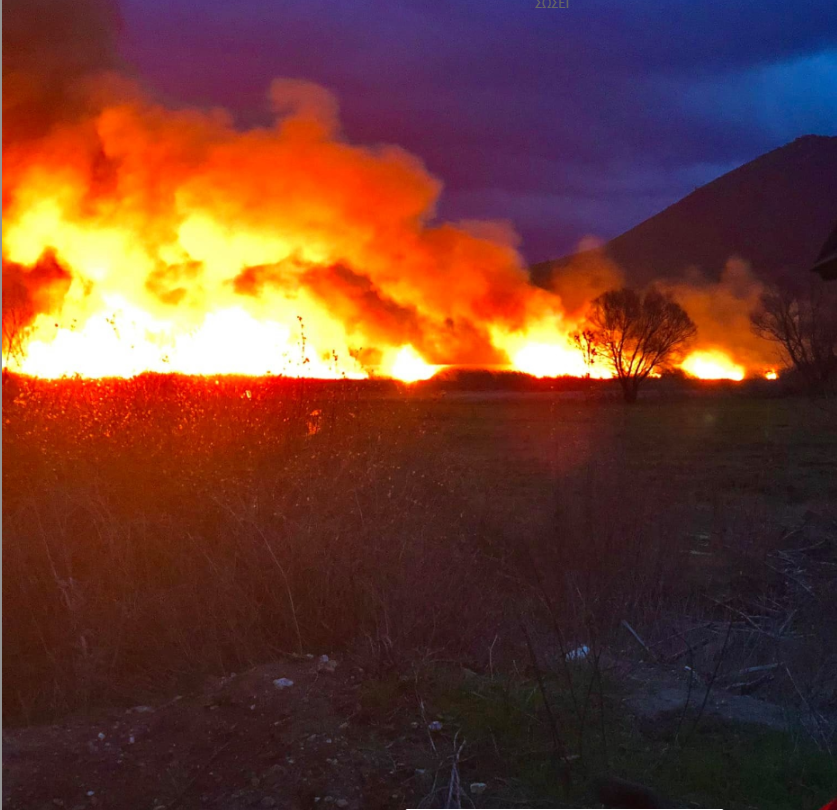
533, 135, 837, 287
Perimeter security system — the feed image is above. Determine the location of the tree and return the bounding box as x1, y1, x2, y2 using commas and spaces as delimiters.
583, 288, 696, 403
2, 289, 33, 371
571, 329, 598, 378
750, 279, 837, 395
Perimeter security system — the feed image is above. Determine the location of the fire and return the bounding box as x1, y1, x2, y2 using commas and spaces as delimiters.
510, 340, 609, 378
384, 346, 438, 383
0, 64, 767, 383
765, 370, 778, 380
680, 350, 745, 381
3, 79, 593, 382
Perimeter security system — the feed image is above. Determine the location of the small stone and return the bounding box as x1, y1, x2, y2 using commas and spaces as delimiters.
317, 655, 338, 674
427, 720, 442, 732
128, 736, 135, 745
272, 678, 294, 689
469, 782, 487, 796
97, 733, 105, 741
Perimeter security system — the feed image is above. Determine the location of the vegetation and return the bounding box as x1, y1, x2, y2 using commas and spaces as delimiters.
750, 278, 837, 395
582, 288, 696, 402
3, 376, 836, 807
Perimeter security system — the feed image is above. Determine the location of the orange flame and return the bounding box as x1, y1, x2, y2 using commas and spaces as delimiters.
2, 77, 763, 383
680, 350, 745, 381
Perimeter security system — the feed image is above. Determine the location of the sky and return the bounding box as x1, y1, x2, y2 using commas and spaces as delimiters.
118, 0, 837, 262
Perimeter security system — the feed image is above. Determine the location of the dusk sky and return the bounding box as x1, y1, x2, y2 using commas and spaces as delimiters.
120, 0, 837, 262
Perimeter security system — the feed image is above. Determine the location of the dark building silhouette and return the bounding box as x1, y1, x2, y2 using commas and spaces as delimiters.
812, 220, 837, 280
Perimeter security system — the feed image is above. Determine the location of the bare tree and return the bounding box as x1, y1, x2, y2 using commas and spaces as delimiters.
2, 291, 33, 371
585, 288, 697, 403
750, 279, 837, 395
571, 329, 598, 378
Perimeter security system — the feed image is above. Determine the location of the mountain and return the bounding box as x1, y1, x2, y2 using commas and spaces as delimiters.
532, 135, 837, 288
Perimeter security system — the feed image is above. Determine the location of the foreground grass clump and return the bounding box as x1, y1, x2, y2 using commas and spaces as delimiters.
380, 665, 836, 810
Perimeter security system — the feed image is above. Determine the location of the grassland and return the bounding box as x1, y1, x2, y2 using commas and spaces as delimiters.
3, 374, 836, 808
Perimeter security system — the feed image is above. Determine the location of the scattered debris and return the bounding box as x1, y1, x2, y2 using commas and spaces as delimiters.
565, 645, 590, 661
621, 620, 656, 661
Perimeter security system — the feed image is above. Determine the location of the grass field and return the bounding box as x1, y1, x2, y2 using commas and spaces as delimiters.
3, 375, 836, 807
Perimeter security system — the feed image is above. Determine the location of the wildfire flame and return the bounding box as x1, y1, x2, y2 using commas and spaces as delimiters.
2, 59, 763, 383
680, 350, 745, 381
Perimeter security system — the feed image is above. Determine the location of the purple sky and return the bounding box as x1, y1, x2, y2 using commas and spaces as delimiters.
119, 0, 837, 262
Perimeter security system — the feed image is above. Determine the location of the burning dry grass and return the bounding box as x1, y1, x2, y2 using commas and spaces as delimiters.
3, 376, 836, 735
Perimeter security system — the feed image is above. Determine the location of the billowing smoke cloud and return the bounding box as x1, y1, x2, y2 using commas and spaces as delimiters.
2, 39, 575, 378
0, 0, 779, 380
660, 258, 774, 371
2, 0, 122, 147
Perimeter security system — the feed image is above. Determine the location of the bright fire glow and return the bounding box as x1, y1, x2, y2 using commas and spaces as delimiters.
765, 370, 778, 381
384, 346, 439, 383
511, 341, 610, 378
1, 79, 760, 383
681, 350, 745, 381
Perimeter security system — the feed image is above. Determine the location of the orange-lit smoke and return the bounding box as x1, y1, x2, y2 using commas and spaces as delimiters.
659, 259, 779, 380
0, 3, 776, 382
2, 50, 592, 381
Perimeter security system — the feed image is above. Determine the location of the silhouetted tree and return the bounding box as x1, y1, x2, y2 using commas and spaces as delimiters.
586, 288, 696, 403
2, 290, 33, 370
571, 329, 598, 378
750, 279, 837, 395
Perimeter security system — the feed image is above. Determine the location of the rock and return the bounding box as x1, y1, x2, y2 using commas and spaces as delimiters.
427, 720, 442, 732
272, 678, 294, 690
469, 782, 487, 796
317, 655, 338, 674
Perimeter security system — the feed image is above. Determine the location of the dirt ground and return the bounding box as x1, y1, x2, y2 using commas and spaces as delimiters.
2, 654, 441, 810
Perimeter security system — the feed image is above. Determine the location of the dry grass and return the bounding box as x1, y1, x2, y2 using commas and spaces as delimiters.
3, 375, 836, 737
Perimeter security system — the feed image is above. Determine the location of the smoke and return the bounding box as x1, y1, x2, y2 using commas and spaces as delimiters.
543, 246, 625, 320
2, 50, 578, 376
2, 0, 122, 147
660, 258, 774, 370
0, 0, 781, 379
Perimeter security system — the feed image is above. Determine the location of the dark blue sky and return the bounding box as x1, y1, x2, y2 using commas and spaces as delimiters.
120, 0, 837, 262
